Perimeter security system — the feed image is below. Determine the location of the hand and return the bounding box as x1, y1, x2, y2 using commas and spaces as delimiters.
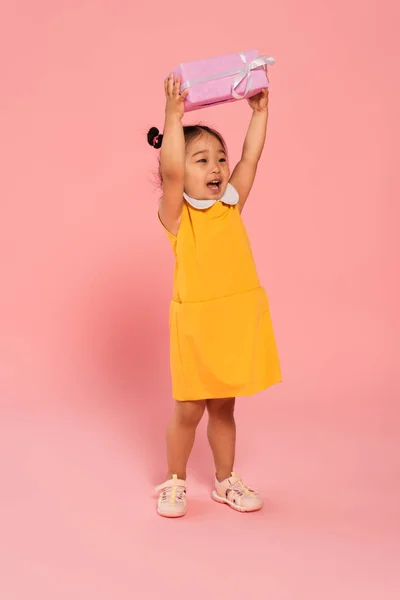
247, 88, 269, 113
164, 73, 189, 120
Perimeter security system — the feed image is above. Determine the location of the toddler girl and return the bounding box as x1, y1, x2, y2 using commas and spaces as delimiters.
148, 73, 281, 517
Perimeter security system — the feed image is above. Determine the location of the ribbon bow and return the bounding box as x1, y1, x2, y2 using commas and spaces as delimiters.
232, 53, 275, 99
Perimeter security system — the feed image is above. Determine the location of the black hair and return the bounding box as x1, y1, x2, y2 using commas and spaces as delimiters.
147, 124, 227, 187
147, 127, 163, 149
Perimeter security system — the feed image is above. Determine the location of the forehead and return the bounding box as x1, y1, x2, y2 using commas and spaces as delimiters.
187, 132, 225, 155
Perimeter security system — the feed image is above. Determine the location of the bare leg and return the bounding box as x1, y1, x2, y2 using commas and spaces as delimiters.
206, 398, 236, 482
166, 400, 206, 480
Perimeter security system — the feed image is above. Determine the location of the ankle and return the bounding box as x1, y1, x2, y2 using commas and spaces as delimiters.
167, 472, 186, 481
215, 470, 232, 483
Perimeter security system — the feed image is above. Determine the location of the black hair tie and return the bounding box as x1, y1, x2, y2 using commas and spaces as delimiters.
147, 127, 163, 149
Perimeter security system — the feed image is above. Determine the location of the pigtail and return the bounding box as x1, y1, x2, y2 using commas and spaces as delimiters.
147, 127, 163, 149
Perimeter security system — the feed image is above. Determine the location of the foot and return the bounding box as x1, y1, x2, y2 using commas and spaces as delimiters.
212, 473, 263, 512
155, 474, 187, 518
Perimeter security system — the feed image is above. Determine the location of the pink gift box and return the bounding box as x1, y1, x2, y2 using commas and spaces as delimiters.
171, 50, 275, 112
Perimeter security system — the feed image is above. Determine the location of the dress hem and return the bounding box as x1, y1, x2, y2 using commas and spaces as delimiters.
172, 377, 282, 402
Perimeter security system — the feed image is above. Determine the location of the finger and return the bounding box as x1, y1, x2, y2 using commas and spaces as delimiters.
164, 77, 168, 96
178, 89, 189, 105
167, 73, 174, 96
173, 75, 181, 97
168, 72, 175, 96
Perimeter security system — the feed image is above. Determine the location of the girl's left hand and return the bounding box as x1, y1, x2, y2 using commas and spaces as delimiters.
247, 88, 269, 113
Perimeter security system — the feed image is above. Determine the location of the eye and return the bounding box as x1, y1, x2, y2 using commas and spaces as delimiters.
197, 159, 207, 163
219, 158, 226, 163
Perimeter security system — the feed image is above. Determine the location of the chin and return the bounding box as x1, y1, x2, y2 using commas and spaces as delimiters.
207, 185, 227, 199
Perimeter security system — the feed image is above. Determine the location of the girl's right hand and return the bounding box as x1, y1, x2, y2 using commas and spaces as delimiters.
164, 73, 188, 120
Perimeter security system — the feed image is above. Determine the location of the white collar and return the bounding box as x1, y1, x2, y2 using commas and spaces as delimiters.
183, 183, 239, 210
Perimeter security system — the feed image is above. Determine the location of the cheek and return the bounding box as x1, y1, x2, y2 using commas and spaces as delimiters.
184, 170, 203, 193
186, 167, 202, 183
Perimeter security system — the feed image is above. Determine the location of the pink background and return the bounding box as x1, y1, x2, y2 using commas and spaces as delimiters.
1, 1, 399, 598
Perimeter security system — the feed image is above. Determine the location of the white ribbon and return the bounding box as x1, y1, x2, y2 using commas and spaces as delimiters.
180, 53, 275, 100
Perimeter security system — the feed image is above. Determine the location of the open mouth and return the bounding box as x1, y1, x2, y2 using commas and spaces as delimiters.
207, 179, 221, 192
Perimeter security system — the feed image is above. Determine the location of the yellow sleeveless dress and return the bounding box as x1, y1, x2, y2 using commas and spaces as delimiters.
161, 200, 281, 401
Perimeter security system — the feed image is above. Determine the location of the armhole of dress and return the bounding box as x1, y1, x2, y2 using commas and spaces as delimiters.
158, 210, 178, 248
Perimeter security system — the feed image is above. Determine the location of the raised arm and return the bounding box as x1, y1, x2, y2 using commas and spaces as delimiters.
158, 74, 188, 236
229, 88, 269, 213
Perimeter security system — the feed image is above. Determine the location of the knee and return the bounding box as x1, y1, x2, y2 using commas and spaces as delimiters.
175, 401, 206, 428
207, 398, 235, 419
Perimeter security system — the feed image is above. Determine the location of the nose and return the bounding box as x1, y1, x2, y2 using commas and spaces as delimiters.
211, 163, 220, 174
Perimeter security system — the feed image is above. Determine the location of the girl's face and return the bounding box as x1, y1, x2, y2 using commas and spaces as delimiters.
184, 133, 230, 200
